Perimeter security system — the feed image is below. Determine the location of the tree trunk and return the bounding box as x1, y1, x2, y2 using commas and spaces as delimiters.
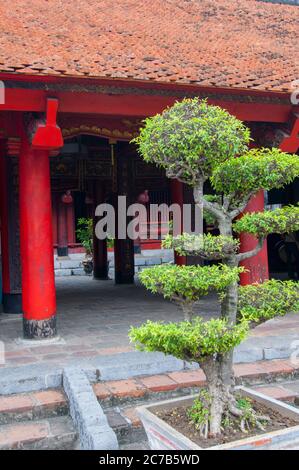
218, 218, 238, 397
201, 356, 226, 436
193, 180, 204, 235
181, 303, 193, 321
197, 204, 240, 432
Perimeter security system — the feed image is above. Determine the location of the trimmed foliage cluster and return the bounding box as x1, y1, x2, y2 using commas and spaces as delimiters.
234, 205, 299, 237
162, 233, 239, 259
129, 318, 249, 362
138, 264, 242, 303
211, 148, 299, 199
132, 98, 250, 185
238, 279, 299, 325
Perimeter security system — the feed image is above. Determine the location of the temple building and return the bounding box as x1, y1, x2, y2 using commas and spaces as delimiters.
0, 0, 298, 339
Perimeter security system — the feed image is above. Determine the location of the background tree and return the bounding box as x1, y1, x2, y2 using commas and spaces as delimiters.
131, 98, 299, 437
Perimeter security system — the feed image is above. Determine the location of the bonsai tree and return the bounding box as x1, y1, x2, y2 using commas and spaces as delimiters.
130, 98, 299, 438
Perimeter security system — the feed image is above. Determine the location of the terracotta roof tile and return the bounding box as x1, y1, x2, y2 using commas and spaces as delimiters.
0, 0, 298, 92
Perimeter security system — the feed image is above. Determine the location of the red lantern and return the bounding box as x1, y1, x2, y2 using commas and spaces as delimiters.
61, 190, 73, 204
137, 190, 149, 204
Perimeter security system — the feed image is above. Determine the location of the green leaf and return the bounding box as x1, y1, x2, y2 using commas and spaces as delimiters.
238, 279, 299, 324
138, 264, 243, 303
233, 205, 299, 237
162, 233, 239, 259
129, 318, 249, 362
211, 148, 299, 199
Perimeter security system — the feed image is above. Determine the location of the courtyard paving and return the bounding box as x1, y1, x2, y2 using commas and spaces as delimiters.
0, 276, 299, 371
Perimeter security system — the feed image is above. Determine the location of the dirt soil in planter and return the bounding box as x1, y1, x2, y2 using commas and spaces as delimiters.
155, 401, 298, 448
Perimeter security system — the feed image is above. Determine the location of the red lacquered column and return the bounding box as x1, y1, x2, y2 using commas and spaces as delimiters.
57, 195, 68, 257
19, 136, 56, 338
0, 144, 11, 307
239, 190, 269, 285
93, 183, 108, 280
170, 179, 186, 266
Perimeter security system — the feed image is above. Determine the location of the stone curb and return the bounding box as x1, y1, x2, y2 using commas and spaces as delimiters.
63, 367, 118, 450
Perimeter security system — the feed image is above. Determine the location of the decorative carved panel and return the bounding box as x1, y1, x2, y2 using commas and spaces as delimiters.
7, 157, 22, 293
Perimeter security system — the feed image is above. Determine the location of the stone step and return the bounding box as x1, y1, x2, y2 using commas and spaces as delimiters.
0, 389, 68, 425
120, 440, 150, 450
93, 360, 299, 407
105, 406, 146, 447
253, 379, 299, 404
0, 416, 78, 450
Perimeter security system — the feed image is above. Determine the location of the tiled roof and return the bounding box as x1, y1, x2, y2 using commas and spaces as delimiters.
0, 0, 298, 92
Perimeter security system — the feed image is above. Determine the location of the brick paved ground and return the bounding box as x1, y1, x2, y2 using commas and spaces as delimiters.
0, 276, 298, 371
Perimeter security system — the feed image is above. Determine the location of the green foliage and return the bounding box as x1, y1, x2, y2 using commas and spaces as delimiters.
162, 233, 239, 260
132, 98, 250, 186
211, 148, 299, 200
129, 318, 249, 362
76, 217, 114, 255
211, 148, 299, 199
187, 390, 211, 432
76, 217, 93, 255
138, 264, 243, 303
235, 396, 269, 432
238, 279, 299, 325
233, 205, 299, 238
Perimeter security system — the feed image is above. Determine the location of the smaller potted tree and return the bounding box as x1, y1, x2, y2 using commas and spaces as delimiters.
76, 217, 114, 275
76, 217, 94, 274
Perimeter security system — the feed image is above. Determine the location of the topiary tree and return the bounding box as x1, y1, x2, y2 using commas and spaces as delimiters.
130, 98, 299, 438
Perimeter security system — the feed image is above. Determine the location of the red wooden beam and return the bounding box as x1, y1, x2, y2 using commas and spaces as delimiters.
0, 73, 296, 122
32, 98, 63, 149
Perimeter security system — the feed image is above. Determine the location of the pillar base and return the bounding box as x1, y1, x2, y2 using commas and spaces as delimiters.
93, 264, 109, 280
3, 293, 22, 314
115, 272, 134, 284
57, 246, 68, 257
23, 316, 57, 339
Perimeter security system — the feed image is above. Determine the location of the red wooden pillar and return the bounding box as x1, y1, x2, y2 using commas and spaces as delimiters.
19, 136, 57, 338
57, 194, 68, 257
0, 142, 22, 312
93, 182, 108, 280
239, 190, 269, 285
170, 179, 186, 265
114, 142, 135, 284
0, 143, 11, 309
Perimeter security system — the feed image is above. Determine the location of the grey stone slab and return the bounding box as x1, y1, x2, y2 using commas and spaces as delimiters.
234, 347, 264, 363
145, 257, 162, 266
134, 257, 147, 266
0, 363, 63, 394
71, 268, 86, 276
55, 269, 72, 277
63, 367, 118, 450
59, 259, 82, 269
88, 351, 185, 381
263, 346, 293, 360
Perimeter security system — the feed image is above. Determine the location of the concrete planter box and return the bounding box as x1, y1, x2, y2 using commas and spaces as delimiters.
137, 386, 299, 450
